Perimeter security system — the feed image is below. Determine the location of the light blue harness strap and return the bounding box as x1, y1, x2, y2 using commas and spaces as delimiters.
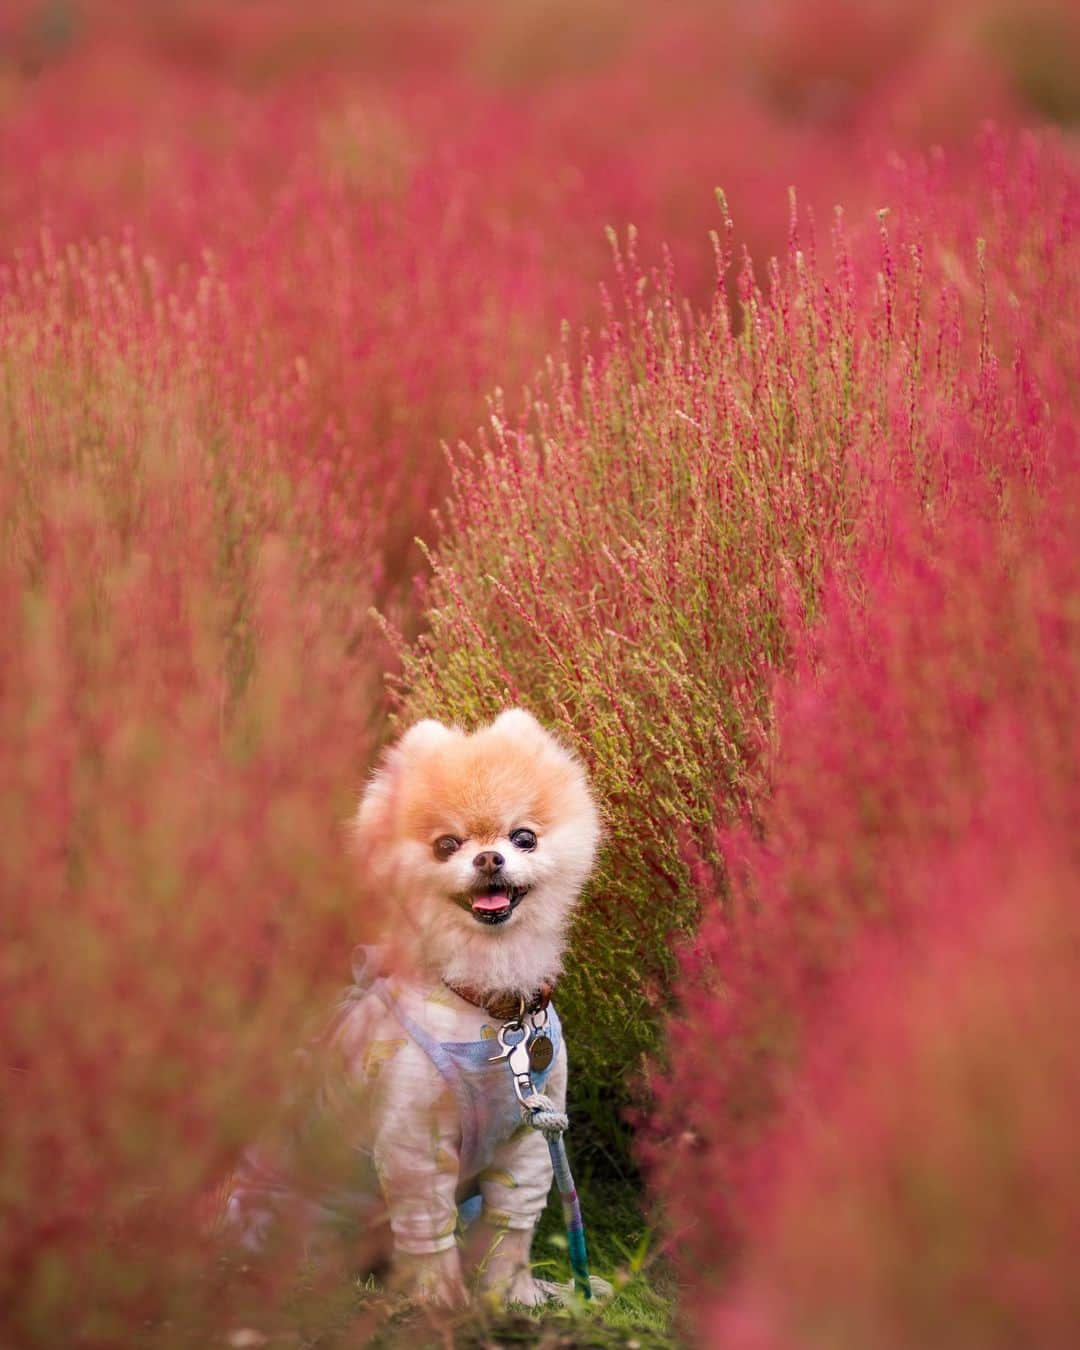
371, 981, 482, 1167
370, 980, 563, 1173
342, 949, 570, 1250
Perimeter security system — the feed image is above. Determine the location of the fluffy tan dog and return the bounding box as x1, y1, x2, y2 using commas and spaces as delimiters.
224, 709, 600, 1307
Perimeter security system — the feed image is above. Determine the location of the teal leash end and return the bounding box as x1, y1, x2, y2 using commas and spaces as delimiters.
546, 1132, 593, 1299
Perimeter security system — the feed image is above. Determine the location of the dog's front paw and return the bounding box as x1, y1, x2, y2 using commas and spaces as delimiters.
503, 1268, 557, 1308
504, 1273, 616, 1307
393, 1248, 468, 1309
413, 1268, 469, 1310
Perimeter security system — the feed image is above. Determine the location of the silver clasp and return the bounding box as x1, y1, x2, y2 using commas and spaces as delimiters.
489, 1018, 535, 1106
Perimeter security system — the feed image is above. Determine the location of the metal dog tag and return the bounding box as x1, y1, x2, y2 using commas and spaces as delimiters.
527, 1032, 553, 1072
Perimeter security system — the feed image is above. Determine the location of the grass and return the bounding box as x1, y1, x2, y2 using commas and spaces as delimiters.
212, 1175, 679, 1350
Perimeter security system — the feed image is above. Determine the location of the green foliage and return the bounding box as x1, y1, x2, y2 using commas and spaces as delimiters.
394, 133, 1072, 1159
393, 218, 862, 1102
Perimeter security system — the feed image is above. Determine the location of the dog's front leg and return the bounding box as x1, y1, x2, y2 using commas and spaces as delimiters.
390, 1245, 467, 1308
468, 1220, 550, 1307
371, 1046, 467, 1308
469, 1051, 568, 1306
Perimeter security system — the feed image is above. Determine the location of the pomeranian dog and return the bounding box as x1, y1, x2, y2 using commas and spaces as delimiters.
224, 709, 600, 1307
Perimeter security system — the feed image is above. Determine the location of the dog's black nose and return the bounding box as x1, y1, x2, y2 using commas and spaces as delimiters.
473, 850, 504, 875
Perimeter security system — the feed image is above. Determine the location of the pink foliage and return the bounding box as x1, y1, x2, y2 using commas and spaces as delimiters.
0, 2, 1077, 1344
0, 234, 389, 1341
649, 133, 1079, 1344
712, 803, 1080, 1350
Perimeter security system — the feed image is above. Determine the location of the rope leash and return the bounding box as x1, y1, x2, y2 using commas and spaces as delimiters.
521, 1092, 592, 1299
489, 1010, 594, 1300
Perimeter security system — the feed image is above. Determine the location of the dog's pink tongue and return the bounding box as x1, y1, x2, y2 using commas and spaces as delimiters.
472, 891, 511, 914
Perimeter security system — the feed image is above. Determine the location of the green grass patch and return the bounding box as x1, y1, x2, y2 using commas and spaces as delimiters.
229, 1175, 680, 1349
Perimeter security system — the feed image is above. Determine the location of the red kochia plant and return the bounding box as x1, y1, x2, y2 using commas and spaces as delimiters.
649, 326, 1080, 1336
0, 56, 617, 608
712, 792, 1080, 1350
398, 130, 1078, 1111
0, 236, 381, 1346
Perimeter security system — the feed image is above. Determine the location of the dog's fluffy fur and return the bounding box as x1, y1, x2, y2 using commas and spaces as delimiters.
351, 708, 599, 1304
225, 711, 599, 1307
355, 708, 600, 997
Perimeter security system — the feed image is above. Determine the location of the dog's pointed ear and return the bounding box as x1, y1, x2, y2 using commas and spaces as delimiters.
352, 758, 395, 857
397, 717, 455, 758
490, 707, 546, 740
352, 718, 455, 857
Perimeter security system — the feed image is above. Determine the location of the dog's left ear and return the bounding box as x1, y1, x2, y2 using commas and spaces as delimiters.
397, 717, 456, 758
490, 707, 546, 740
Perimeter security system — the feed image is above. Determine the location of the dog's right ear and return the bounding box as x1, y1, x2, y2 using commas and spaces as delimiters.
353, 757, 394, 849
352, 719, 455, 855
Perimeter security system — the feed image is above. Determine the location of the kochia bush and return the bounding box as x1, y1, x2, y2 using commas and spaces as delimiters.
650, 461, 1079, 1292
712, 819, 1080, 1350
647, 159, 1079, 1338
397, 133, 1078, 1134
2, 4, 1078, 1341
0, 234, 384, 1345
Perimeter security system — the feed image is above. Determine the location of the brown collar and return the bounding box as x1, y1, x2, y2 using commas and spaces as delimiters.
443, 979, 554, 1023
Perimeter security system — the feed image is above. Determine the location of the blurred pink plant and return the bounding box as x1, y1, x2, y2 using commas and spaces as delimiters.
0, 2, 1077, 1343
0, 215, 387, 1345
648, 134, 1079, 1338
712, 801, 1080, 1350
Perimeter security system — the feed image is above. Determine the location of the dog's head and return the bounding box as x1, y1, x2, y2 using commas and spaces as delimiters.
354, 709, 600, 990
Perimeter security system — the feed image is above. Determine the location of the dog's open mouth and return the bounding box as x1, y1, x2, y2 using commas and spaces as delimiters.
458, 883, 530, 926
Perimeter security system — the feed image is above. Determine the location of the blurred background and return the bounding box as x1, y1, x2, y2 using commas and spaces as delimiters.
4, 0, 1075, 584
1, 3, 1077, 1348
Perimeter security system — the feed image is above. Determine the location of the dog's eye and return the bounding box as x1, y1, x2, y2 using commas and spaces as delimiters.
510, 828, 537, 851
433, 835, 461, 860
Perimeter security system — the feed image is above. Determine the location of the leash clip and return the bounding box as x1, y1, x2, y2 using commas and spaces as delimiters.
489, 1018, 535, 1105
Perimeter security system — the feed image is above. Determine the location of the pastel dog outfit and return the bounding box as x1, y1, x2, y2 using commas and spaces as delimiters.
224, 948, 565, 1259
